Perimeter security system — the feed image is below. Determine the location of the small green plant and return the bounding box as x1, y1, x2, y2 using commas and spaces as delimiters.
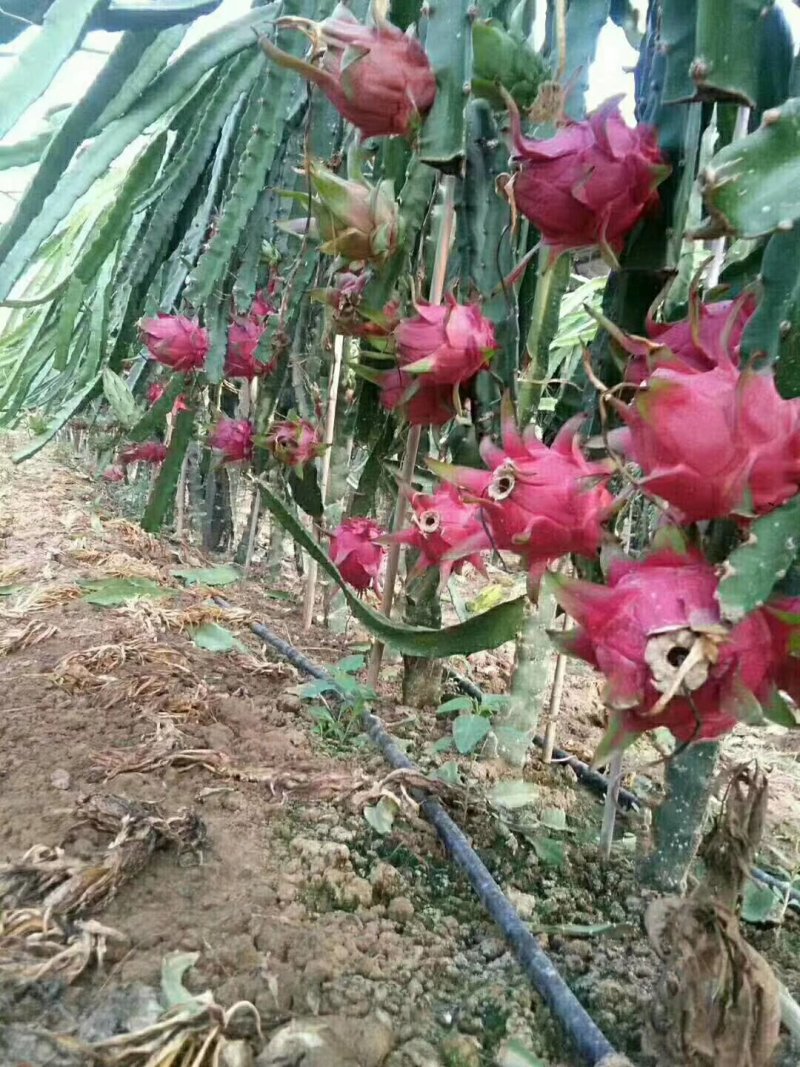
434, 693, 511, 755
295, 653, 375, 749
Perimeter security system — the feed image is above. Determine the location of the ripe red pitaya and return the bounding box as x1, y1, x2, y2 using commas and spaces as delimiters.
546, 546, 797, 751
262, 7, 436, 140
612, 358, 800, 522
382, 483, 491, 585
118, 441, 168, 466
394, 296, 497, 386
102, 465, 125, 482
604, 291, 757, 386
329, 517, 386, 594
139, 314, 209, 373
506, 95, 669, 261
432, 402, 614, 580
225, 321, 274, 379
209, 418, 254, 464
379, 368, 457, 426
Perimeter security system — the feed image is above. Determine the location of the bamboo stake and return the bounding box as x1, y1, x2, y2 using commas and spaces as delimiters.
302, 334, 345, 630
542, 649, 568, 763
366, 174, 457, 688
599, 749, 624, 859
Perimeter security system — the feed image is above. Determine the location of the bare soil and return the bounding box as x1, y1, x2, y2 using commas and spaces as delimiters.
1, 437, 799, 1067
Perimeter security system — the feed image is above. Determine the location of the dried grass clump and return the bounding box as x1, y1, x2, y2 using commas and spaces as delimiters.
0, 907, 125, 985
51, 640, 182, 692
0, 795, 205, 917
0, 620, 58, 656
68, 548, 165, 582
122, 598, 249, 638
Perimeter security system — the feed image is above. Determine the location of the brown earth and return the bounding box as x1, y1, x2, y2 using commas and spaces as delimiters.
1, 436, 799, 1067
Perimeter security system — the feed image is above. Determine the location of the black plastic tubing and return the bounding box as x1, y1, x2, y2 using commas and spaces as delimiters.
214, 598, 624, 1066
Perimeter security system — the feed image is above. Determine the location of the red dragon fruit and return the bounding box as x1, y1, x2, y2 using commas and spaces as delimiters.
224, 321, 274, 379
118, 441, 168, 466
381, 483, 491, 585
102, 465, 125, 482
432, 402, 614, 580
147, 382, 188, 412
506, 95, 668, 261
329, 517, 386, 594
612, 358, 800, 522
545, 546, 797, 750
209, 418, 254, 464
250, 287, 276, 322
394, 296, 497, 386
261, 6, 436, 140
140, 314, 209, 373
605, 291, 757, 386
379, 369, 457, 427
267, 418, 325, 470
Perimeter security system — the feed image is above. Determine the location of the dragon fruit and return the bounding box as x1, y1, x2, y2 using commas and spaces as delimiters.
506, 95, 668, 261
604, 291, 757, 385
267, 418, 324, 470
140, 314, 209, 373
316, 270, 400, 339
546, 546, 794, 749
225, 321, 274, 379
394, 296, 497, 386
146, 383, 188, 412
209, 418, 254, 464
382, 483, 491, 585
261, 6, 436, 140
102, 465, 125, 482
612, 359, 800, 522
379, 369, 457, 426
118, 441, 168, 466
329, 518, 386, 594
432, 403, 614, 579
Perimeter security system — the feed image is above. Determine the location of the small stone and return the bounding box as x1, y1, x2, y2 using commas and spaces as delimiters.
387, 897, 415, 923
440, 1034, 481, 1067
277, 692, 302, 714
51, 768, 71, 790
505, 887, 537, 921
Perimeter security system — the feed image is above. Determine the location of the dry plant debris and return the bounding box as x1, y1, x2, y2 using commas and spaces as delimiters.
67, 548, 165, 582
121, 598, 250, 639
0, 620, 58, 656
87, 952, 263, 1067
0, 795, 206, 917
0, 907, 125, 985
644, 766, 781, 1067
51, 640, 183, 692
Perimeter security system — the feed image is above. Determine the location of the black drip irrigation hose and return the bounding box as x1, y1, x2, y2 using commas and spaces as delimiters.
214, 597, 624, 1066
446, 668, 641, 813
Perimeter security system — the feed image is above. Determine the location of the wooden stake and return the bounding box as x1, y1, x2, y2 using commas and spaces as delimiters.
599, 749, 624, 859
302, 334, 345, 630
366, 174, 456, 688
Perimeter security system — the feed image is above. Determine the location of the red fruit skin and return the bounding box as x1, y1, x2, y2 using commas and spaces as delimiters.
394, 296, 497, 386
147, 382, 189, 413
508, 98, 668, 258
316, 11, 436, 138
209, 418, 254, 464
437, 412, 614, 579
383, 483, 491, 585
140, 314, 209, 373
118, 441, 168, 465
329, 517, 386, 594
625, 293, 757, 386
266, 419, 324, 469
250, 288, 275, 322
379, 369, 456, 427
103, 465, 125, 482
224, 321, 274, 379
616, 362, 800, 522
549, 548, 795, 744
